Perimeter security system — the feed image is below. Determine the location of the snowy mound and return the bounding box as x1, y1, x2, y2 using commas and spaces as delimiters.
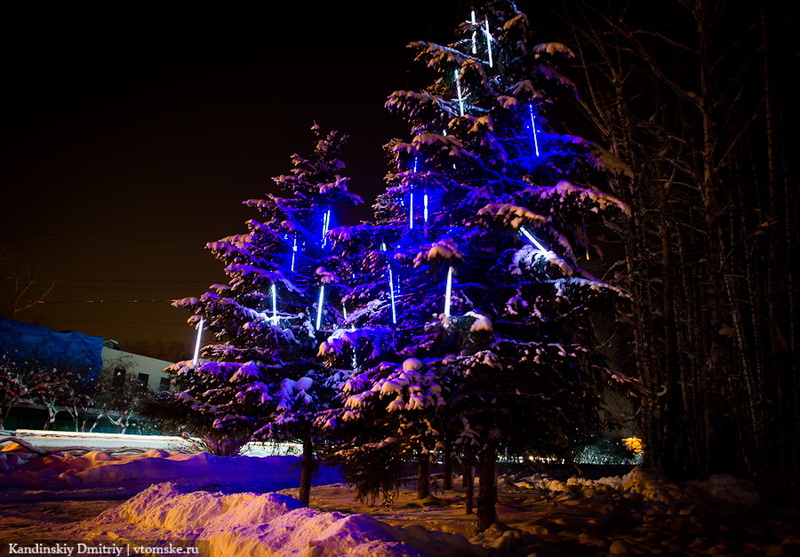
74, 483, 484, 557
507, 466, 762, 507
0, 443, 341, 497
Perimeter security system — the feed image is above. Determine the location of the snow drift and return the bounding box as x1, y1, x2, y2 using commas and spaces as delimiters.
0, 440, 341, 498
50, 482, 485, 557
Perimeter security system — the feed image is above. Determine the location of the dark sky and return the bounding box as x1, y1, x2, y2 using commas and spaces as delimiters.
1, 2, 541, 349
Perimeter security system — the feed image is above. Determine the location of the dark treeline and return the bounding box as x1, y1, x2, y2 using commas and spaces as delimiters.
538, 0, 798, 478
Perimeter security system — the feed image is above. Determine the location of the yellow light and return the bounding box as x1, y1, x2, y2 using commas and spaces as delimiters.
622, 437, 643, 454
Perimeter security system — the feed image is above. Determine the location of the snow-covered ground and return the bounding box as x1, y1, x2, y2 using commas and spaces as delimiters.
0, 435, 474, 556
10, 428, 300, 456
2, 433, 799, 556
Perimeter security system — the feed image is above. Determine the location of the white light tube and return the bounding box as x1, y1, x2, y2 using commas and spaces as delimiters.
192, 318, 204, 367
444, 266, 454, 317
316, 286, 325, 330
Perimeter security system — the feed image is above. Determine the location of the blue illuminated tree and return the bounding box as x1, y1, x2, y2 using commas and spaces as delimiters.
320, 0, 634, 531
167, 124, 360, 504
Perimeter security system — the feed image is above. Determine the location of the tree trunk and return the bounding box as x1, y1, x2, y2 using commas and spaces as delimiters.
298, 436, 314, 506
416, 452, 430, 500
658, 195, 692, 478
442, 444, 453, 491
89, 409, 108, 432
475, 445, 497, 533
463, 445, 474, 515
41, 400, 60, 430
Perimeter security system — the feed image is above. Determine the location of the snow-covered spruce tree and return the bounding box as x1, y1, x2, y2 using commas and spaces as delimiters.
320, 1, 634, 532
167, 125, 360, 505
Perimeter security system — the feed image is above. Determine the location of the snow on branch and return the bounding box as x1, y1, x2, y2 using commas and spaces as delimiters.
460, 58, 492, 91
554, 136, 634, 180
395, 133, 466, 159
276, 376, 314, 411
409, 40, 470, 70
533, 42, 576, 58
502, 12, 528, 32
528, 180, 631, 216
223, 265, 301, 294
206, 234, 253, 258
536, 65, 578, 95
588, 142, 635, 180
229, 361, 262, 383
466, 311, 493, 334
552, 277, 631, 300
512, 80, 545, 100
385, 90, 449, 123
513, 244, 574, 276
173, 296, 198, 309
475, 203, 548, 230
314, 266, 343, 286
414, 238, 464, 267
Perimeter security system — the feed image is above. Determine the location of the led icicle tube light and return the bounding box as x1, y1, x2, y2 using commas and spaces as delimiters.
471, 10, 478, 54
316, 285, 325, 330
519, 226, 550, 253
192, 318, 204, 367
528, 104, 541, 157
423, 192, 429, 223
321, 209, 331, 248
381, 242, 398, 324
388, 266, 398, 324
484, 19, 493, 68
409, 192, 414, 230
290, 236, 298, 272
455, 70, 465, 116
271, 283, 278, 323
444, 266, 454, 317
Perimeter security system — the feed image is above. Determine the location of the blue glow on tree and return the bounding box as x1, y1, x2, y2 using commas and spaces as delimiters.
319, 0, 635, 530
167, 125, 360, 505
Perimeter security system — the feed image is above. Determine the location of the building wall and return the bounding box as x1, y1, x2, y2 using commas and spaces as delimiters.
101, 346, 173, 392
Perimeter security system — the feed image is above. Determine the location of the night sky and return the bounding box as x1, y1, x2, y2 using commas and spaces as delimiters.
3, 2, 535, 349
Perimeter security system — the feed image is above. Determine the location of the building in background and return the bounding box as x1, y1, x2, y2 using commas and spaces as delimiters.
0, 317, 173, 432
101, 340, 172, 393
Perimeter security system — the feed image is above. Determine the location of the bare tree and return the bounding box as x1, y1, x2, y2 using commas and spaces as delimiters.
0, 356, 75, 430
0, 250, 55, 318
550, 0, 797, 476
90, 360, 153, 434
